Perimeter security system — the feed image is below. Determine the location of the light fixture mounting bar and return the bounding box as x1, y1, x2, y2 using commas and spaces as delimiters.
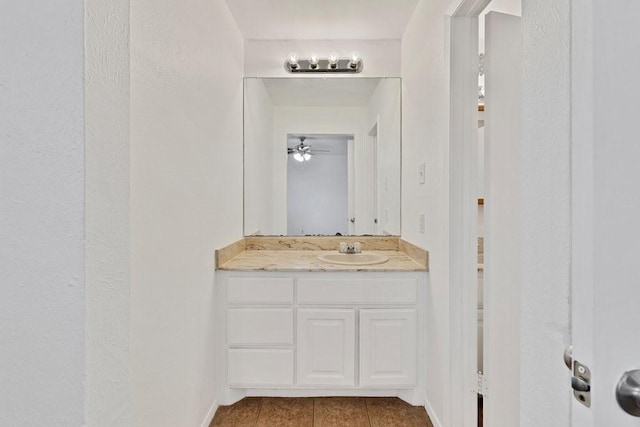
285, 58, 363, 73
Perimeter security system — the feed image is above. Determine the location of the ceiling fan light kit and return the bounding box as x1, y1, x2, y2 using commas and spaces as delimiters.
287, 136, 331, 162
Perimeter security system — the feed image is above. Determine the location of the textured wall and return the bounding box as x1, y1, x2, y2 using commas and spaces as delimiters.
401, 0, 453, 425
84, 0, 131, 424
0, 1, 86, 425
520, 0, 572, 425
130, 0, 244, 425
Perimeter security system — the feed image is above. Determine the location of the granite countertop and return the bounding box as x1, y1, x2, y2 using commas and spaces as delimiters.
215, 237, 429, 272
218, 249, 425, 272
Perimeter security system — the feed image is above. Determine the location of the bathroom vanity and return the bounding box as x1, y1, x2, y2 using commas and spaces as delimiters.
214, 237, 428, 406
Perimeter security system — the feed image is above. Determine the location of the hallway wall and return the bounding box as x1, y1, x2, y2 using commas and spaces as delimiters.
0, 2, 86, 425
85, 0, 131, 424
401, 0, 453, 424
130, 0, 244, 425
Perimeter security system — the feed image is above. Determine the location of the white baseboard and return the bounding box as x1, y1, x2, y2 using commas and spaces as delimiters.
200, 399, 219, 427
424, 397, 442, 427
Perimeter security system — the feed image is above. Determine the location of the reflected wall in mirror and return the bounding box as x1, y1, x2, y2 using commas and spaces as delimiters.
244, 77, 401, 236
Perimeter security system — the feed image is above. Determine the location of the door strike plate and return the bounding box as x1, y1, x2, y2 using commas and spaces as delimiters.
572, 360, 591, 408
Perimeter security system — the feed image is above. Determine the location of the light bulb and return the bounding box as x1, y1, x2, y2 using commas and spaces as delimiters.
287, 52, 298, 69
309, 53, 319, 69
349, 52, 360, 68
293, 152, 304, 162
328, 52, 339, 69
303, 153, 311, 161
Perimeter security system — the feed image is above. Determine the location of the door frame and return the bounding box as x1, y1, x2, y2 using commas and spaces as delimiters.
446, 0, 490, 426
368, 119, 380, 234
570, 1, 594, 425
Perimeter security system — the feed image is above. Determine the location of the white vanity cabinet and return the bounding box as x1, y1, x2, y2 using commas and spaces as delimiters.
217, 270, 427, 405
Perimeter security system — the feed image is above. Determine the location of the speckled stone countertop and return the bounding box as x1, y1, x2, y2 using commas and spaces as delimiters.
215, 237, 428, 272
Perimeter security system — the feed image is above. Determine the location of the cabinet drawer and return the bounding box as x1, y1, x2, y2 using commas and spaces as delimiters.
228, 349, 294, 387
297, 277, 417, 304
228, 277, 294, 304
228, 308, 293, 345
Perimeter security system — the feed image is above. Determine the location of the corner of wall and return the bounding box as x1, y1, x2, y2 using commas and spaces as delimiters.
85, 0, 132, 424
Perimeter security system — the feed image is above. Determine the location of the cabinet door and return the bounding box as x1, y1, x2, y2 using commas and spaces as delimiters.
297, 309, 355, 386
360, 309, 417, 387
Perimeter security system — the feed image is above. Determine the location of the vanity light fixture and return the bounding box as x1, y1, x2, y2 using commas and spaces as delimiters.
328, 52, 339, 69
285, 52, 363, 73
349, 52, 360, 69
309, 53, 319, 70
287, 52, 299, 70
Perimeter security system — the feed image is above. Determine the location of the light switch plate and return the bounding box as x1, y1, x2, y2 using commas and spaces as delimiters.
418, 163, 425, 184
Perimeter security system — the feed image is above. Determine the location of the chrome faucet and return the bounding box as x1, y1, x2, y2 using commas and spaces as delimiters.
339, 242, 361, 254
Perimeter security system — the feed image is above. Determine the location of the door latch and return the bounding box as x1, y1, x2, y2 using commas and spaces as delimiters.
572, 361, 591, 407
564, 345, 591, 407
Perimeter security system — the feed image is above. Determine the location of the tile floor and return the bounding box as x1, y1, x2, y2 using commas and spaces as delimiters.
210, 397, 434, 427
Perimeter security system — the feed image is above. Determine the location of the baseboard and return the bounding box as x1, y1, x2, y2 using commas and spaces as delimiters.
200, 399, 219, 427
424, 397, 443, 427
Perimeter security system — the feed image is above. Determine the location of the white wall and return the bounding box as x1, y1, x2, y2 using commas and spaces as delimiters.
84, 0, 131, 424
401, 0, 453, 424
272, 107, 369, 234
244, 78, 275, 235
130, 0, 244, 425
520, 0, 572, 425
367, 79, 402, 235
245, 39, 401, 77
287, 137, 349, 235
0, 2, 86, 425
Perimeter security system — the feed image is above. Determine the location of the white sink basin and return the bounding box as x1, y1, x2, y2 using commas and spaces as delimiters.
317, 252, 389, 266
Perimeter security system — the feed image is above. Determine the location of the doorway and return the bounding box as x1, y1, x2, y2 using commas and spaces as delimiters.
286, 134, 350, 235
447, 1, 522, 426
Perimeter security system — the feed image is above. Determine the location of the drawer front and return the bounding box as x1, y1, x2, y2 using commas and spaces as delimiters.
228, 349, 294, 387
297, 277, 417, 304
228, 308, 293, 345
228, 276, 294, 304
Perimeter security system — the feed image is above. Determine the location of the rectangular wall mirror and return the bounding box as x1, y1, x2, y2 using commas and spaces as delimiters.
243, 77, 401, 236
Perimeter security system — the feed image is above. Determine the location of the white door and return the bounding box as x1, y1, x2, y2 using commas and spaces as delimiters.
571, 1, 640, 425
296, 309, 355, 386
359, 309, 417, 387
483, 11, 521, 427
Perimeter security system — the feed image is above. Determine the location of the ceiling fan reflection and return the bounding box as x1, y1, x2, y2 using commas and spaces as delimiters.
286, 136, 330, 162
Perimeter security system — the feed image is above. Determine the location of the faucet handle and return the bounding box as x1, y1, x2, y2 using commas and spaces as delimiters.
354, 242, 361, 253
339, 242, 347, 253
